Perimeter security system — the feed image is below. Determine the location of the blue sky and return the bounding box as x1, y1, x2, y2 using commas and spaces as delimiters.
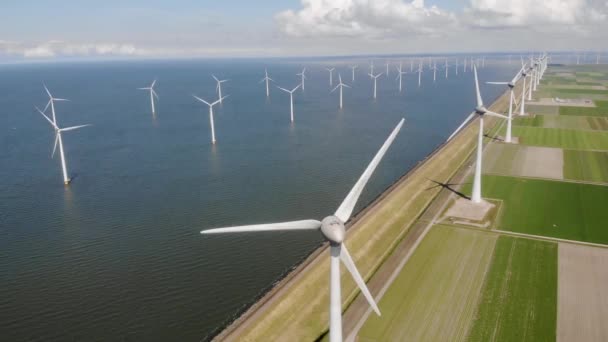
1, 0, 606, 60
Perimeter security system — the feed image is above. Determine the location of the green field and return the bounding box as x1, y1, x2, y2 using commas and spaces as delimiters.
358, 226, 497, 342
564, 150, 608, 183
515, 115, 608, 130
559, 101, 608, 116
466, 175, 608, 244
467, 236, 557, 342
510, 126, 608, 150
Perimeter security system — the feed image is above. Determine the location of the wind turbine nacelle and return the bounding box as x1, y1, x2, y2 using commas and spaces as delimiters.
321, 216, 345, 245
476, 106, 487, 115
508, 82, 515, 88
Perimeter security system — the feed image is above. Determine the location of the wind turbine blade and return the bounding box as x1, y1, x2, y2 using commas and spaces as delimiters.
201, 220, 322, 234
474, 66, 483, 107
51, 133, 59, 158
343, 84, 351, 88
44, 84, 52, 98
486, 82, 508, 85
212, 75, 219, 82
151, 80, 156, 88
330, 85, 339, 93
277, 86, 290, 93
485, 111, 508, 119
53, 98, 70, 102
137, 87, 150, 90
35, 107, 57, 128
152, 89, 159, 100
511, 66, 524, 84
335, 119, 404, 222
212, 95, 229, 106
447, 112, 476, 141
291, 84, 301, 92
60, 124, 91, 132
192, 95, 211, 106
259, 78, 266, 84
340, 245, 381, 316
43, 99, 52, 113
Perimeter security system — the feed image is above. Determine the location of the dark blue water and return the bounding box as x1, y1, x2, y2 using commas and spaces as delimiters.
0, 58, 517, 341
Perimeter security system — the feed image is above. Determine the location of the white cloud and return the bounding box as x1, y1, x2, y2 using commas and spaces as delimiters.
275, 0, 456, 39
464, 0, 606, 28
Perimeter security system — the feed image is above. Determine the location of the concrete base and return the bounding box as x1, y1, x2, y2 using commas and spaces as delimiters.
64, 178, 71, 185
497, 136, 520, 144
444, 198, 495, 222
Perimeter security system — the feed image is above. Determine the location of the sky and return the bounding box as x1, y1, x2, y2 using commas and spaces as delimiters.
1, 0, 607, 60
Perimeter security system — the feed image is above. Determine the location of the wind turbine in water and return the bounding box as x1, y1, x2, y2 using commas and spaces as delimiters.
326, 67, 335, 87
212, 75, 229, 104
447, 66, 507, 203
417, 62, 423, 87
396, 63, 407, 93
369, 71, 383, 99
331, 74, 351, 109
350, 65, 358, 82
201, 119, 404, 342
35, 91, 90, 185
259, 69, 273, 97
277, 84, 301, 123
486, 66, 524, 143
193, 95, 228, 144
296, 68, 307, 91
138, 80, 159, 115
430, 62, 438, 82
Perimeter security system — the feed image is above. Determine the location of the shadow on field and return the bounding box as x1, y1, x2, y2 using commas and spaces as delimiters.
425, 178, 471, 200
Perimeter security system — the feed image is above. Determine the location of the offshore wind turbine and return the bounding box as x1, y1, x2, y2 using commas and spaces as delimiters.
396, 63, 407, 93
201, 119, 404, 342
417, 62, 423, 87
385, 60, 390, 78
487, 65, 524, 143
431, 62, 438, 82
447, 66, 507, 203
138, 80, 159, 115
297, 68, 307, 91
35, 105, 90, 185
193, 95, 228, 144
350, 65, 358, 82
277, 84, 301, 122
368, 71, 383, 99
455, 58, 459, 75
326, 67, 335, 87
331, 74, 351, 109
444, 59, 449, 79
212, 75, 229, 104
259, 69, 273, 97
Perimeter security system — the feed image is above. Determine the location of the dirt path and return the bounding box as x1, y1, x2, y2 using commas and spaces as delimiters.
557, 243, 608, 342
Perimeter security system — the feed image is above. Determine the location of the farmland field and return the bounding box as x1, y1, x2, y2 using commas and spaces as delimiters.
510, 126, 608, 150
467, 236, 557, 342
563, 149, 608, 183
515, 115, 608, 130
358, 226, 497, 342
559, 100, 608, 116
464, 175, 608, 244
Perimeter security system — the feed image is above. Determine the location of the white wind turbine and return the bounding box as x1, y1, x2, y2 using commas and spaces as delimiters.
368, 71, 383, 99
350, 65, 358, 82
35, 104, 90, 185
385, 60, 390, 78
410, 60, 414, 73
430, 62, 438, 82
331, 74, 351, 109
444, 59, 449, 79
326, 67, 335, 87
297, 68, 307, 91
201, 119, 404, 342
212, 75, 229, 104
455, 58, 459, 75
518, 64, 529, 116
396, 63, 407, 93
417, 62, 423, 87
138, 80, 159, 115
487, 65, 524, 143
277, 84, 301, 123
259, 69, 273, 97
447, 66, 507, 203
193, 95, 228, 144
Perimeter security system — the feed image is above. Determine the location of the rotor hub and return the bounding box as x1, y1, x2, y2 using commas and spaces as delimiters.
321, 216, 345, 245
475, 106, 487, 115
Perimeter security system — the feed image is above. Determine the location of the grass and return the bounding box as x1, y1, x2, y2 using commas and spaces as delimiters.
464, 175, 608, 244
358, 226, 497, 342
563, 150, 608, 183
513, 115, 544, 127
559, 101, 608, 116
509, 126, 608, 150
466, 236, 557, 342
515, 115, 608, 130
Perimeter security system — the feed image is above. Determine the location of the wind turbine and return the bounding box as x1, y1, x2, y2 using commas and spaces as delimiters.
350, 65, 358, 82
519, 65, 529, 116
326, 67, 335, 87
277, 84, 301, 122
417, 62, 423, 88
212, 75, 229, 104
447, 66, 507, 203
431, 62, 438, 82
396, 63, 407, 93
297, 68, 307, 91
35, 105, 90, 185
444, 59, 449, 79
455, 58, 459, 75
464, 58, 467, 73
331, 74, 351, 109
193, 95, 228, 144
487, 65, 524, 143
368, 71, 383, 99
259, 69, 273, 97
369, 60, 375, 78
201, 119, 404, 342
410, 60, 414, 73
138, 80, 159, 115
385, 60, 390, 78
